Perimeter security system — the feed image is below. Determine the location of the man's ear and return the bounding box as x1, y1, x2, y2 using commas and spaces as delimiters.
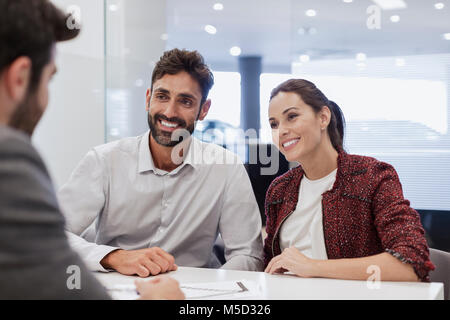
5, 57, 32, 102
145, 88, 152, 111
197, 99, 211, 121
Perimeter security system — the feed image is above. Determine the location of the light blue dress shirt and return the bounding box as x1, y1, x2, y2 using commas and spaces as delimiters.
59, 131, 264, 272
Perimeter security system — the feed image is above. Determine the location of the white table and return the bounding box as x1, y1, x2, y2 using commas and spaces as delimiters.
94, 267, 444, 300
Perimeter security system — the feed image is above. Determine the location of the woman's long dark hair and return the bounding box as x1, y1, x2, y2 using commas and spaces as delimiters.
270, 79, 345, 151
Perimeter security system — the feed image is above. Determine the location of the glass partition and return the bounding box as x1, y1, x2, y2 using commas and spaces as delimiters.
105, 0, 167, 141
105, 0, 450, 211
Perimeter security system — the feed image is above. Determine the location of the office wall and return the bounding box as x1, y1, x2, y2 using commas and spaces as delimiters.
33, 0, 106, 188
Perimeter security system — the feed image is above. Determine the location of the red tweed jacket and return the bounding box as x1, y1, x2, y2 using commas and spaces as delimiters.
264, 150, 435, 281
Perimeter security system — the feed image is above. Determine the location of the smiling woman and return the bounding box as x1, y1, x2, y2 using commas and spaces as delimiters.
263, 78, 435, 283
268, 79, 344, 164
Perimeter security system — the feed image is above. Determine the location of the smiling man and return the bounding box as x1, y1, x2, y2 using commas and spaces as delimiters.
59, 49, 264, 276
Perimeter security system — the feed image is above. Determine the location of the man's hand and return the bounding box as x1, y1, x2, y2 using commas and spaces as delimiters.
135, 276, 185, 300
100, 247, 178, 277
264, 247, 318, 278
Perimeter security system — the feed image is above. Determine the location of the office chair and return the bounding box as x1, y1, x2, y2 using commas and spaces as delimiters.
212, 234, 226, 265
429, 248, 450, 300
244, 143, 289, 226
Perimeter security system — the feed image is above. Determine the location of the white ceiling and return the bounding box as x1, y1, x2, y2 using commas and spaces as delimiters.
163, 0, 450, 71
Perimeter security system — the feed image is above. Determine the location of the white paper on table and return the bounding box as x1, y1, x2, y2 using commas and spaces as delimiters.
180, 280, 262, 300
105, 279, 262, 300
105, 283, 140, 300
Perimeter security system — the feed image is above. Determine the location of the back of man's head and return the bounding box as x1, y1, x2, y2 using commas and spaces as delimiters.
0, 0, 79, 90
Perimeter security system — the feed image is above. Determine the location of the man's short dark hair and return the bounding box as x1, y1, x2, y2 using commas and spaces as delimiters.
0, 0, 80, 90
151, 49, 214, 106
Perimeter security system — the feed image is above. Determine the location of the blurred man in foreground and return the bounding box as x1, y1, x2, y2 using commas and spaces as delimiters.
0, 0, 183, 299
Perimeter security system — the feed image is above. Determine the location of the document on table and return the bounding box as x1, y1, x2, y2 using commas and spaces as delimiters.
105, 280, 262, 300
105, 283, 140, 300
180, 280, 261, 300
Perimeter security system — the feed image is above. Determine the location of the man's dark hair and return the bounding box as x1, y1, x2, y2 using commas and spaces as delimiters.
151, 49, 214, 106
0, 0, 80, 90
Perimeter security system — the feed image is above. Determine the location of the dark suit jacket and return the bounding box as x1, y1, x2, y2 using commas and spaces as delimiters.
0, 126, 110, 299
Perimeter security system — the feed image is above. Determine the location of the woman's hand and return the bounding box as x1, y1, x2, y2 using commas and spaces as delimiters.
264, 247, 318, 278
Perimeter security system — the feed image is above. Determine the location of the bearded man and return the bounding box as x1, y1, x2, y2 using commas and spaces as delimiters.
58, 49, 264, 277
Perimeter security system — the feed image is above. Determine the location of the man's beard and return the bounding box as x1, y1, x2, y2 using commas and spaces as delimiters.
148, 113, 195, 147
8, 90, 43, 136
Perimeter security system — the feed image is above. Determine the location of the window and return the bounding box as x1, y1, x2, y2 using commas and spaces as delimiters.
205, 71, 241, 127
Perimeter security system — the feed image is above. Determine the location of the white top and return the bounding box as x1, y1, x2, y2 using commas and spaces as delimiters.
94, 267, 445, 300
58, 131, 264, 272
279, 169, 337, 260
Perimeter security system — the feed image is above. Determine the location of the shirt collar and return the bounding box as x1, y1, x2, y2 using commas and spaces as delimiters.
138, 131, 156, 173
138, 130, 200, 174
182, 136, 202, 170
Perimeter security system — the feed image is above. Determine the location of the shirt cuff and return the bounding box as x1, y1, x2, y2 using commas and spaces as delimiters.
84, 245, 121, 272
221, 255, 264, 271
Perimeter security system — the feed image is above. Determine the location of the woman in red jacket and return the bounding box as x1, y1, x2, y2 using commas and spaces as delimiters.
264, 79, 435, 281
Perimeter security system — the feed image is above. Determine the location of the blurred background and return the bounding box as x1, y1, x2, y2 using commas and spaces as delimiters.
37, 0, 450, 250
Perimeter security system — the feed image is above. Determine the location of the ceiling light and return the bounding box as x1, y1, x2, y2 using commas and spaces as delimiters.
305, 9, 317, 17
443, 33, 450, 40
395, 58, 406, 67
434, 3, 445, 9
109, 4, 118, 11
160, 33, 168, 41
390, 15, 400, 23
213, 3, 224, 11
204, 25, 217, 34
299, 55, 310, 63
230, 46, 242, 56
356, 53, 367, 61
343, 0, 353, 3
371, 0, 407, 10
